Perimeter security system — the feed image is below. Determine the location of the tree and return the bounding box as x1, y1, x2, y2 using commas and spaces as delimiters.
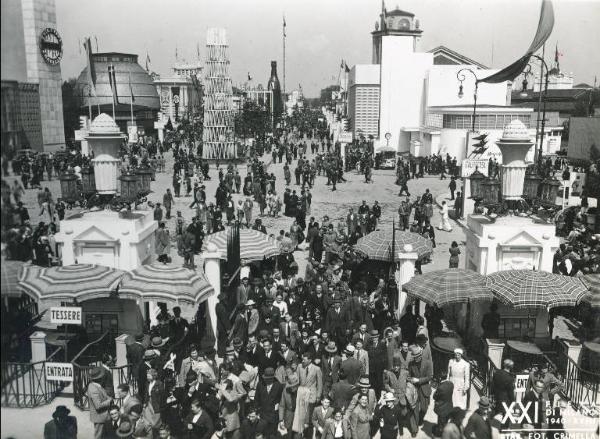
234, 101, 271, 142
62, 78, 80, 142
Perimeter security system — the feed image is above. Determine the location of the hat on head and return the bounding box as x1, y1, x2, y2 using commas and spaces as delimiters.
232, 337, 244, 348
383, 392, 396, 402
226, 345, 235, 355
151, 336, 166, 348
89, 366, 104, 381
262, 367, 276, 380
143, 349, 158, 360
344, 345, 356, 355
52, 405, 70, 418
246, 299, 256, 307
478, 396, 491, 409
369, 329, 379, 338
116, 420, 135, 438
134, 333, 145, 342
454, 348, 464, 355
358, 377, 370, 388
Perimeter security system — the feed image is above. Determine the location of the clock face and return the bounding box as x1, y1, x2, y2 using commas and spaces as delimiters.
385, 132, 392, 140
40, 28, 63, 65
173, 95, 180, 104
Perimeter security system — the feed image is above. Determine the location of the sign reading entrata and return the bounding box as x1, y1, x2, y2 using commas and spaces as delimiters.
514, 374, 530, 400
50, 306, 82, 325
461, 159, 489, 178
45, 362, 74, 382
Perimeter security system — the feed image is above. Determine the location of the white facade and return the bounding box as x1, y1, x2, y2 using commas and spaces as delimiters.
378, 35, 432, 152
348, 64, 380, 139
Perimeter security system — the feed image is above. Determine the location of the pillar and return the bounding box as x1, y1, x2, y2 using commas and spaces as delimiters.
561, 339, 583, 366
395, 246, 418, 318
462, 177, 475, 218
30, 331, 47, 369
202, 247, 222, 351
115, 334, 129, 367
485, 338, 505, 369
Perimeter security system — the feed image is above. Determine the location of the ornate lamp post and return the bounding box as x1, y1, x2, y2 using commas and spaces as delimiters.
457, 68, 479, 132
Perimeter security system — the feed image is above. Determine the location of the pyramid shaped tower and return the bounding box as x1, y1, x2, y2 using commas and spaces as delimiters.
202, 28, 236, 159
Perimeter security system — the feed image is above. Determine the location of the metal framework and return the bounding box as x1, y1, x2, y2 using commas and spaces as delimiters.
202, 28, 236, 159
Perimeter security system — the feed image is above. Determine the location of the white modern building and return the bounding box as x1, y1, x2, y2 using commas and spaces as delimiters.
347, 6, 562, 162
154, 61, 203, 123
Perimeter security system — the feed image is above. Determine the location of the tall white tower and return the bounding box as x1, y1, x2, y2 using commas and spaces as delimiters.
202, 28, 236, 160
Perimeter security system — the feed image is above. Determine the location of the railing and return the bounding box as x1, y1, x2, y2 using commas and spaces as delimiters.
72, 331, 110, 410
0, 347, 64, 408
563, 355, 600, 409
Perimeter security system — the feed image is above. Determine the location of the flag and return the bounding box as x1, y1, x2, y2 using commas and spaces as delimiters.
248, 72, 252, 81
381, 0, 387, 31
175, 45, 178, 60
554, 43, 563, 62
345, 61, 350, 73
128, 72, 135, 103
478, 0, 554, 84
340, 59, 345, 70
145, 52, 151, 71
196, 42, 200, 59
83, 37, 96, 96
283, 15, 286, 37
108, 64, 119, 106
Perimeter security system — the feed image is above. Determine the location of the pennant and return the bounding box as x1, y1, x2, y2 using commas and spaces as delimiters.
283, 15, 287, 37
345, 61, 350, 73
83, 37, 97, 96
554, 43, 563, 62
248, 72, 252, 81
145, 52, 151, 71
478, 0, 554, 84
129, 72, 135, 103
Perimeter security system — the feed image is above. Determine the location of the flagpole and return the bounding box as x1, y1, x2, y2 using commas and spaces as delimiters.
534, 45, 545, 164
111, 64, 116, 120
129, 72, 134, 125
87, 88, 92, 120
283, 15, 286, 97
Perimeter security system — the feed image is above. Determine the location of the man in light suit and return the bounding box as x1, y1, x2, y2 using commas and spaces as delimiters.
354, 339, 369, 377
346, 207, 358, 235
311, 395, 334, 439
115, 383, 141, 417
86, 366, 113, 439
298, 351, 323, 438
236, 277, 251, 306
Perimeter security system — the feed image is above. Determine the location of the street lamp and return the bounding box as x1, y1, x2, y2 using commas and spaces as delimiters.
457, 68, 479, 132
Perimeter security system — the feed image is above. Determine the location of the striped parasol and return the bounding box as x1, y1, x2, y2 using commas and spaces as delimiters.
486, 270, 589, 309
403, 269, 492, 306
355, 230, 433, 261
119, 263, 214, 305
581, 274, 600, 308
202, 228, 281, 262
1, 260, 28, 298
18, 264, 125, 302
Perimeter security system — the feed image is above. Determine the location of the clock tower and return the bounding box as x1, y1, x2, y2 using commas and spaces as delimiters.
372, 5, 423, 64
22, 0, 65, 152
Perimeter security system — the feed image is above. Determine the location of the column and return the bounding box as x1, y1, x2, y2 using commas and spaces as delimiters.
462, 177, 475, 217
115, 334, 129, 367
395, 246, 418, 318
485, 338, 505, 369
202, 247, 222, 351
30, 331, 47, 369
561, 339, 583, 366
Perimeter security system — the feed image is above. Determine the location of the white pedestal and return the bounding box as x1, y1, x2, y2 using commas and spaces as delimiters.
395, 251, 418, 318
202, 251, 222, 350
485, 338, 505, 369
30, 331, 47, 369
115, 334, 129, 368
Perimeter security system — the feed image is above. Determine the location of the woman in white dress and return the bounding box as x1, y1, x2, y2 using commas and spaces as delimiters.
447, 348, 470, 409
438, 201, 453, 232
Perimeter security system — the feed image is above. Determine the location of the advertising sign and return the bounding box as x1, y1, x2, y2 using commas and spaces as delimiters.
45, 362, 74, 382
50, 306, 82, 325
74, 130, 85, 141
338, 132, 353, 143
461, 159, 489, 177
128, 125, 138, 143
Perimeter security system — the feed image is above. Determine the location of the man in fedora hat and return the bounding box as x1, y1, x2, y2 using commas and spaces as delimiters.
407, 344, 433, 429
464, 396, 492, 439
86, 366, 114, 439
340, 345, 361, 385
322, 341, 341, 397
43, 405, 77, 439
255, 367, 284, 437
346, 376, 377, 430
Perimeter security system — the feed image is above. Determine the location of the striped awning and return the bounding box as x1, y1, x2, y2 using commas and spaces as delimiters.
202, 228, 281, 262
119, 263, 214, 305
403, 269, 492, 306
18, 264, 125, 303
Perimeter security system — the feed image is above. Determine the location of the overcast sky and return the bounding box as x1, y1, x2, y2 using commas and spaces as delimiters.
56, 0, 600, 97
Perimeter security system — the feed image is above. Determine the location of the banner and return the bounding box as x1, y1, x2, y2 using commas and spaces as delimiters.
461, 159, 489, 177
83, 37, 96, 96
45, 362, 74, 382
50, 306, 82, 325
